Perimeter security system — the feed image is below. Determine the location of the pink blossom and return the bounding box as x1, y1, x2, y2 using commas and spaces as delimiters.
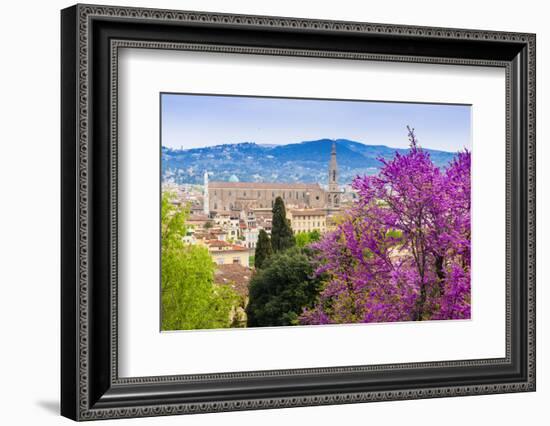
300, 127, 471, 324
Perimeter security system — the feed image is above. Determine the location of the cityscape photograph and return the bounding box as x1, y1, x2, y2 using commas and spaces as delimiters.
160, 93, 472, 331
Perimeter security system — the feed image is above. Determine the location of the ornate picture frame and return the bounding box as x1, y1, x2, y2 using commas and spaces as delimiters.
61, 4, 535, 421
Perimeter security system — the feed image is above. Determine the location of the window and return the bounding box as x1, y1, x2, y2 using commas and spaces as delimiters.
232, 258, 240, 264
217, 258, 224, 265
332, 170, 336, 181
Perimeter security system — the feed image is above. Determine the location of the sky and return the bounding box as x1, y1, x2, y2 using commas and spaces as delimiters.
161, 93, 471, 153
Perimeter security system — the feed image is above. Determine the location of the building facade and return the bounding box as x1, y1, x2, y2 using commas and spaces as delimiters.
207, 181, 326, 213
203, 240, 250, 266
287, 209, 328, 234
204, 141, 341, 214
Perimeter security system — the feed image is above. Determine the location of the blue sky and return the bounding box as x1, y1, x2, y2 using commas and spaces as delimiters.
161, 93, 471, 153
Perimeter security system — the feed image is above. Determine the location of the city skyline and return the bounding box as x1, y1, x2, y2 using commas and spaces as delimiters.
161, 93, 472, 153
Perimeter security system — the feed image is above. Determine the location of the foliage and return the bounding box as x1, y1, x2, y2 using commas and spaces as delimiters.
254, 229, 272, 269
247, 247, 324, 327
271, 197, 295, 252
300, 127, 471, 325
295, 229, 321, 248
161, 192, 239, 330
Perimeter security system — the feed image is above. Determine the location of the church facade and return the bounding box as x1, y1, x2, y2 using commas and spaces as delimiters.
205, 141, 341, 214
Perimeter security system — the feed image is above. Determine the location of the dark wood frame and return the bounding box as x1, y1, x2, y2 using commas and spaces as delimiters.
61, 3, 536, 421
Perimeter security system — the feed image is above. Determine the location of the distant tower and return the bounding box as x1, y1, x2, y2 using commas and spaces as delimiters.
328, 141, 340, 209
203, 170, 209, 215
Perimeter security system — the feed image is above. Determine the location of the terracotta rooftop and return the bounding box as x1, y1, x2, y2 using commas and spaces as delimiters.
205, 240, 248, 251
209, 181, 322, 190
290, 209, 327, 216
213, 264, 252, 297
214, 209, 238, 214
187, 214, 209, 221
193, 232, 212, 239
209, 229, 226, 234
205, 240, 231, 247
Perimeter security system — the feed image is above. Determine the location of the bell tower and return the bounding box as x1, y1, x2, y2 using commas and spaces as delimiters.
203, 170, 209, 215
328, 141, 340, 209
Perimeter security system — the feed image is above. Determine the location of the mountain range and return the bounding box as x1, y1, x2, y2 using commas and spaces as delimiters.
161, 139, 457, 186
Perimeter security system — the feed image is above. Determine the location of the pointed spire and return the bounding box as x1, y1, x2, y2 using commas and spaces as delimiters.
328, 140, 339, 208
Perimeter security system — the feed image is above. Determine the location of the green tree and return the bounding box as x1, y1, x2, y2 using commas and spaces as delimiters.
271, 197, 295, 252
161, 192, 238, 330
246, 247, 324, 327
295, 229, 321, 248
254, 229, 272, 269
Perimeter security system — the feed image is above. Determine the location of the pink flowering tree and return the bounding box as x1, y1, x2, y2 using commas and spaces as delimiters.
300, 127, 471, 325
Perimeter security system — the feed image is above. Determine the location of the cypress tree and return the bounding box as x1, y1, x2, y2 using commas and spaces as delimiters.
254, 229, 272, 269
247, 247, 324, 327
271, 197, 295, 252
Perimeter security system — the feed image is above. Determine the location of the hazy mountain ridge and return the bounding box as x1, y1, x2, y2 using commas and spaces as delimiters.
162, 139, 457, 185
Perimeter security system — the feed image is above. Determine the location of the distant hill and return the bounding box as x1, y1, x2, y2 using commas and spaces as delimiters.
161, 139, 457, 185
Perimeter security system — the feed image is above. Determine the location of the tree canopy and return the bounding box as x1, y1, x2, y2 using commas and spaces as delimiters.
247, 247, 323, 327
254, 229, 272, 269
161, 192, 238, 330
295, 229, 321, 248
300, 127, 471, 325
270, 196, 295, 252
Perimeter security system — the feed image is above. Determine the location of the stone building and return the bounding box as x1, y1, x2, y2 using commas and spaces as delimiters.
203, 240, 250, 266
327, 141, 340, 210
204, 141, 341, 214
287, 208, 328, 234
207, 181, 326, 213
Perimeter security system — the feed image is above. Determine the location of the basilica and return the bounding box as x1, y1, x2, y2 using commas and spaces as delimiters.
204, 141, 341, 215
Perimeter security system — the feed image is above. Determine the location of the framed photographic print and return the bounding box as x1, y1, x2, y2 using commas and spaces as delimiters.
61, 4, 536, 421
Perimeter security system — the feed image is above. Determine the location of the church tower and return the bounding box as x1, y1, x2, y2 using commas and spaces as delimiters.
328, 141, 340, 209
203, 170, 209, 215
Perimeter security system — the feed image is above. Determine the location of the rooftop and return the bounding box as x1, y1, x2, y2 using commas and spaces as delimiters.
205, 240, 248, 251
187, 214, 209, 221
209, 181, 322, 190
213, 264, 252, 297
289, 209, 327, 216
